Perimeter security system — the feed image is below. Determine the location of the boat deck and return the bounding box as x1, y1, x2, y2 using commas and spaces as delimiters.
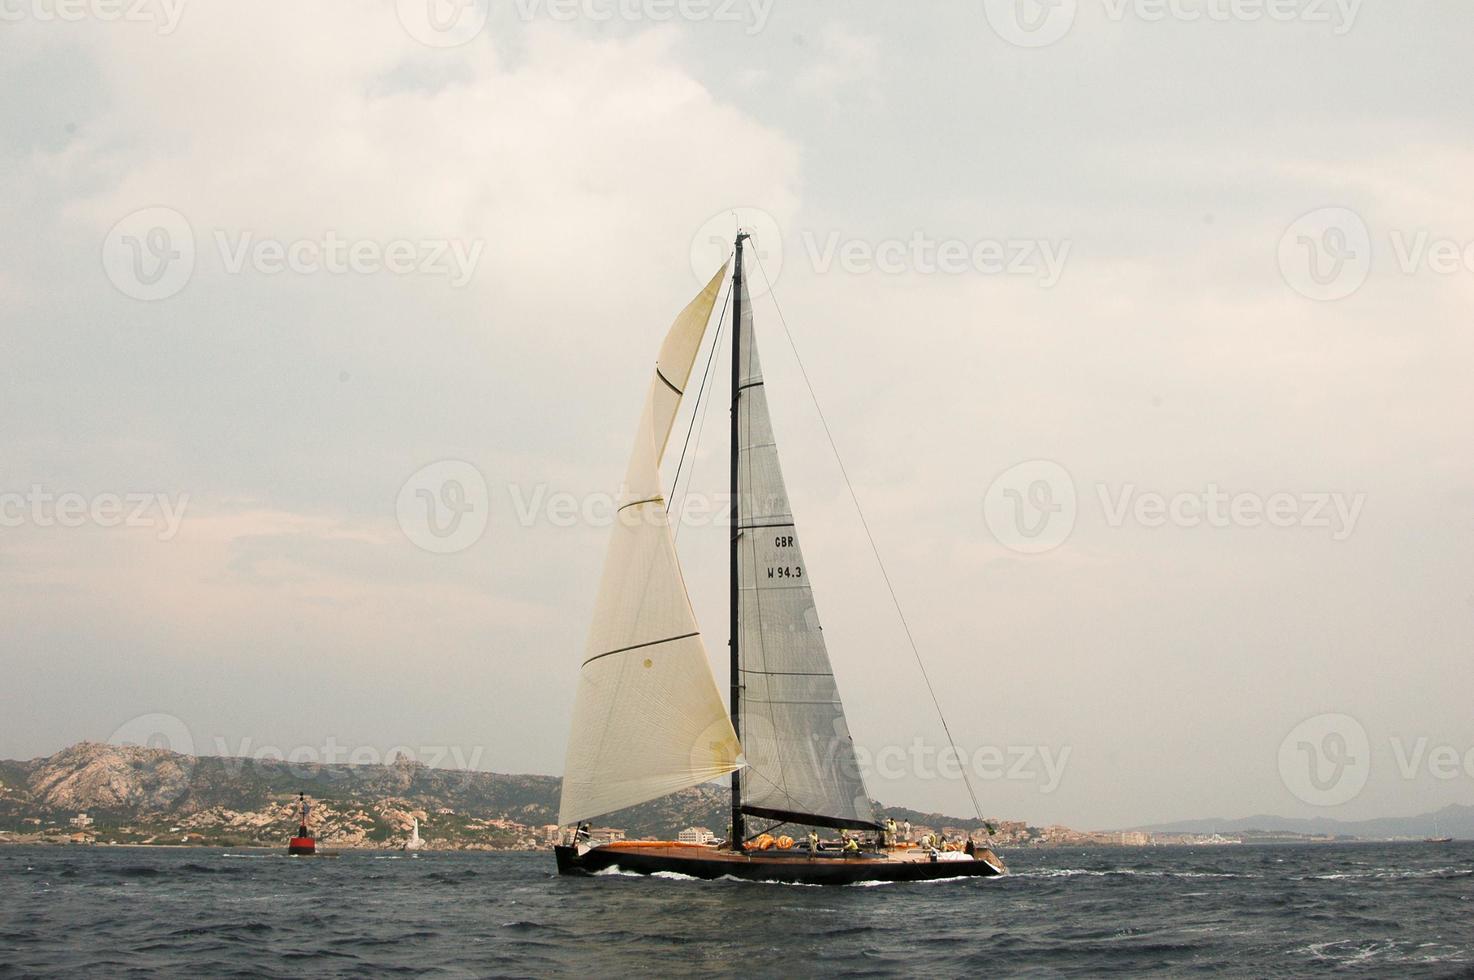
601, 841, 976, 864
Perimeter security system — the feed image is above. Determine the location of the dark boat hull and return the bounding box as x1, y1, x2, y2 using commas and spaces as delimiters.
554, 842, 1005, 884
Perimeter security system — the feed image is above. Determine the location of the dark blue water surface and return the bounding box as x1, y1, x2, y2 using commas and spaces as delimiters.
2, 842, 1471, 976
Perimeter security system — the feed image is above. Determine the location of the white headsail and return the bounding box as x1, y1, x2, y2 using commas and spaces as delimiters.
733, 275, 877, 831
558, 263, 742, 827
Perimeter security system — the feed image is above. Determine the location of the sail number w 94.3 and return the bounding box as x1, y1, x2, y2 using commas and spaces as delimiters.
767, 534, 801, 579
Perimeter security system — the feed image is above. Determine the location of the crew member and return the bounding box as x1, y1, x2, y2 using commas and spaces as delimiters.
808, 830, 819, 854
885, 817, 897, 848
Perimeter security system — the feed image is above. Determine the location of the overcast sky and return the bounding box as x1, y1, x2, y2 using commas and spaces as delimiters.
2, 0, 1471, 831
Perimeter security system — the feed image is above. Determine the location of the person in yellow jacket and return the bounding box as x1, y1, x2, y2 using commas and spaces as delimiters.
808, 830, 819, 854
843, 834, 860, 854
884, 817, 897, 848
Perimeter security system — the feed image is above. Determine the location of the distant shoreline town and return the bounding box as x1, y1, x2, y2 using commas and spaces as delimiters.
0, 820, 1354, 851
1, 743, 1461, 851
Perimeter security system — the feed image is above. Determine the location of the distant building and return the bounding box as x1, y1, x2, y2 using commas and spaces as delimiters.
677, 826, 714, 845
70, 813, 94, 830
591, 827, 626, 843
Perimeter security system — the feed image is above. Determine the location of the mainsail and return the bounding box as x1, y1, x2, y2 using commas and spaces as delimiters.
733, 274, 877, 832
559, 264, 742, 827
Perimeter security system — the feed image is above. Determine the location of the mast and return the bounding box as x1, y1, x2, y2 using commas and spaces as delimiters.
729, 231, 749, 850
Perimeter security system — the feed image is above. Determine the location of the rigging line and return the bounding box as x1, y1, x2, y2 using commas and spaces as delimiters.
749, 245, 986, 825
668, 271, 733, 534
672, 268, 734, 524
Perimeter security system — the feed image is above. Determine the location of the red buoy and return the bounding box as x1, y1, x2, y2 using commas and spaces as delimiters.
287, 791, 317, 855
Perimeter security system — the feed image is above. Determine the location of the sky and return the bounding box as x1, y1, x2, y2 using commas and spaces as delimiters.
2, 0, 1472, 831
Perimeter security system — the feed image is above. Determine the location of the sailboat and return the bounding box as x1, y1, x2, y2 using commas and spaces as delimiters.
404, 818, 425, 853
553, 233, 1005, 884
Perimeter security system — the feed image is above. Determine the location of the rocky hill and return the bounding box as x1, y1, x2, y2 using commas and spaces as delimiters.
0, 742, 567, 848
0, 743, 998, 849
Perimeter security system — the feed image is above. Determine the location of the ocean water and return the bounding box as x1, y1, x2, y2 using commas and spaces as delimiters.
1, 842, 1470, 977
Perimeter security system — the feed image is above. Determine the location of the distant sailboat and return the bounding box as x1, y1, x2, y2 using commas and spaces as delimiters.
405, 818, 425, 853
1425, 814, 1453, 843
554, 232, 1005, 884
